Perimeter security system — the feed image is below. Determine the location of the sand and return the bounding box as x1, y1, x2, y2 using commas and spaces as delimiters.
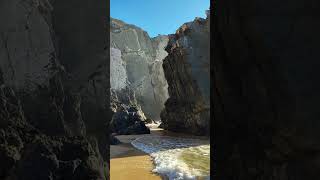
110, 151, 162, 180
110, 124, 209, 180
110, 132, 163, 180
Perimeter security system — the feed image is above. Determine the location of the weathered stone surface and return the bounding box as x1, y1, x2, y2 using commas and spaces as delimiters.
150, 35, 170, 116
110, 47, 128, 90
213, 1, 320, 179
160, 14, 210, 136
0, 0, 54, 92
110, 87, 149, 135
110, 106, 150, 135
0, 0, 109, 179
110, 18, 169, 120
0, 82, 106, 180
52, 1, 109, 162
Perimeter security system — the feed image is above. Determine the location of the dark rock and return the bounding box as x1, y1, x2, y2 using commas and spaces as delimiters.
110, 135, 121, 145
125, 121, 150, 135
57, 159, 82, 180
213, 1, 320, 179
0, 0, 109, 179
161, 15, 210, 136
110, 105, 150, 135
12, 139, 59, 180
158, 123, 164, 129
0, 144, 21, 178
144, 118, 154, 124
110, 87, 150, 135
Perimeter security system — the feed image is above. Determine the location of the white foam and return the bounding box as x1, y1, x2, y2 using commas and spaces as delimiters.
131, 136, 210, 180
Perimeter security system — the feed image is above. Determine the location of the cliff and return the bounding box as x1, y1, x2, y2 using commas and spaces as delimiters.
0, 0, 109, 179
160, 14, 210, 136
110, 18, 169, 121
213, 1, 320, 179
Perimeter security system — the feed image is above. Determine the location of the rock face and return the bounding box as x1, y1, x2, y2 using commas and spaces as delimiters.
110, 105, 150, 135
110, 87, 150, 135
213, 1, 320, 179
0, 0, 109, 179
160, 15, 210, 136
110, 18, 169, 121
110, 47, 128, 90
110, 45, 150, 135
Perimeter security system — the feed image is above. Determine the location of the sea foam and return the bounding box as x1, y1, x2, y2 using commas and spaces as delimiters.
131, 135, 210, 180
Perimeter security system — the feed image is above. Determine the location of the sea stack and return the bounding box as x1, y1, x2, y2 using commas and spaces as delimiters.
160, 12, 210, 136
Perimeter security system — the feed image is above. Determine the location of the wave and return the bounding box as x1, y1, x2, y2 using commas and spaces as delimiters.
131, 135, 210, 180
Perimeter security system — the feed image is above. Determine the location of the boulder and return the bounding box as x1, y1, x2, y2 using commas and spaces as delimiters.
110, 105, 150, 135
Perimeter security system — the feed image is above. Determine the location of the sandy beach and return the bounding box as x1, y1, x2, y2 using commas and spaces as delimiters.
110, 129, 163, 180
110, 124, 209, 180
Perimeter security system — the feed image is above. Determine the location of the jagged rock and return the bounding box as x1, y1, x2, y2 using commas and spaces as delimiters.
0, 83, 106, 180
110, 104, 150, 135
53, 0, 109, 163
110, 84, 150, 135
110, 18, 169, 120
160, 14, 210, 136
110, 19, 170, 136
0, 0, 109, 179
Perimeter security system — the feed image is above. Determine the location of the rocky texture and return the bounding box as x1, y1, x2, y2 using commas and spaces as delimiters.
110, 18, 169, 120
110, 107, 150, 135
0, 0, 109, 179
150, 35, 171, 114
110, 134, 121, 145
213, 1, 320, 179
0, 80, 106, 180
110, 88, 150, 135
110, 47, 128, 90
160, 14, 210, 136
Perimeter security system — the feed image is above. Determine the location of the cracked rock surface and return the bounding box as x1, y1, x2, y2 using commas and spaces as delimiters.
110, 18, 169, 121
160, 14, 210, 136
0, 0, 109, 179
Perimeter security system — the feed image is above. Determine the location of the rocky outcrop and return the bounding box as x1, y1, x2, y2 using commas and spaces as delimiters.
110, 105, 150, 135
110, 87, 150, 135
160, 14, 210, 136
110, 18, 169, 121
0, 0, 109, 179
213, 1, 320, 179
0, 79, 106, 180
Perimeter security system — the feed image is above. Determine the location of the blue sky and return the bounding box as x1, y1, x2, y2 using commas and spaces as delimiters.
110, 0, 210, 37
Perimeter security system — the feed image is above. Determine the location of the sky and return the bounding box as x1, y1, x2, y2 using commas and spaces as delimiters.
110, 0, 210, 37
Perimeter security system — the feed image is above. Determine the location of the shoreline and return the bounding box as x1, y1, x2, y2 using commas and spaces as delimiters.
110, 130, 163, 180
110, 124, 210, 180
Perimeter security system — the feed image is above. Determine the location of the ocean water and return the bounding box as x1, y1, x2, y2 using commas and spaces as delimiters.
131, 135, 210, 180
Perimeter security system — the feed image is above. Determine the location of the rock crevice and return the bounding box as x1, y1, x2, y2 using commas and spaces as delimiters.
110, 18, 169, 121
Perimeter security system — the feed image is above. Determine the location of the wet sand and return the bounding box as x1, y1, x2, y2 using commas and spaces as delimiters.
110, 128, 163, 180
110, 124, 209, 180
110, 149, 162, 180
